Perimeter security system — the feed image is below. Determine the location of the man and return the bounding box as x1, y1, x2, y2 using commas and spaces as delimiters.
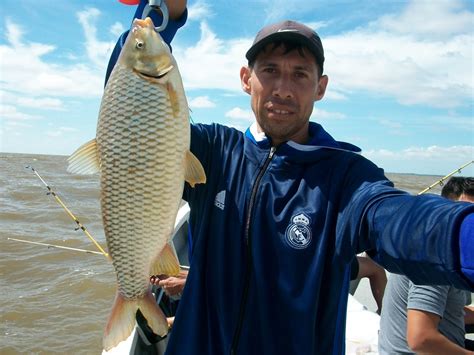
107, 1, 474, 354
379, 177, 474, 354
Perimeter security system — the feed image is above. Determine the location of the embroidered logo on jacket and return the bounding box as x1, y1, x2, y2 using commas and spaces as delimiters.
214, 190, 226, 210
285, 213, 312, 249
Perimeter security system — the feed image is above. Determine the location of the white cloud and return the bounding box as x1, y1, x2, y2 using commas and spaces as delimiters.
0, 19, 104, 99
0, 90, 65, 115
188, 0, 214, 21
16, 97, 65, 111
310, 108, 346, 121
258, 0, 319, 22
76, 8, 117, 68
110, 22, 126, 38
324, 0, 473, 108
225, 107, 254, 122
306, 21, 330, 31
0, 105, 42, 121
3, 120, 33, 129
364, 145, 474, 175
377, 119, 406, 136
367, 145, 473, 160
375, 0, 472, 39
46, 126, 78, 137
188, 96, 216, 108
174, 22, 250, 92
226, 122, 248, 133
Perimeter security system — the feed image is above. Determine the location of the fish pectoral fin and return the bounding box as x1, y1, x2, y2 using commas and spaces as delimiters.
67, 138, 100, 175
103, 290, 167, 351
150, 243, 180, 276
184, 150, 206, 188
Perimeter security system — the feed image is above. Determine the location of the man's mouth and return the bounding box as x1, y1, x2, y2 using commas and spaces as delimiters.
268, 108, 292, 115
267, 99, 296, 116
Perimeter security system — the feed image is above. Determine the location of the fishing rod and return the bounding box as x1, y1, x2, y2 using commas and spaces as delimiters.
8, 236, 189, 273
25, 166, 110, 260
417, 160, 473, 195
7, 237, 190, 271
8, 237, 104, 256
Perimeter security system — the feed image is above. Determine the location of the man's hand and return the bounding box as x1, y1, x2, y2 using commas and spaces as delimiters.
150, 270, 188, 296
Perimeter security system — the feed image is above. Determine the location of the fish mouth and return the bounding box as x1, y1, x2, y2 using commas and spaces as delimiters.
135, 65, 174, 80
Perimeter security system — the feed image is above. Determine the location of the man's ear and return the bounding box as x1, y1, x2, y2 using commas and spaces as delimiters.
315, 75, 329, 102
240, 66, 251, 95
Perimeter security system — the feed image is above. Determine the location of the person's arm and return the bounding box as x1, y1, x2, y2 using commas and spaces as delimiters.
356, 255, 387, 314
360, 185, 474, 291
407, 309, 473, 354
158, 0, 187, 19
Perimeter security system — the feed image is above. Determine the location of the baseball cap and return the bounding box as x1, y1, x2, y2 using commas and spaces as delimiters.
246, 20, 325, 73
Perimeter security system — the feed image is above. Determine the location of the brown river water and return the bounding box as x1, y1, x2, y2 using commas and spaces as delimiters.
0, 152, 468, 354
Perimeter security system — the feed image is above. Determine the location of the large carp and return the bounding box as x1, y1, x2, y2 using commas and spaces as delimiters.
67, 17, 206, 351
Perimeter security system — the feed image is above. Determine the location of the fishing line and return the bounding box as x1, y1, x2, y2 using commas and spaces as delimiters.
418, 160, 473, 195
7, 237, 104, 256
25, 165, 110, 260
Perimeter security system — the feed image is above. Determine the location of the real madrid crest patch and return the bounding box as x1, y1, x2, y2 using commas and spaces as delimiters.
285, 213, 312, 249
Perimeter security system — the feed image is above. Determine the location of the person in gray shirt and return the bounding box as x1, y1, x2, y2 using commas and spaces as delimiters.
378, 273, 470, 354
378, 177, 474, 355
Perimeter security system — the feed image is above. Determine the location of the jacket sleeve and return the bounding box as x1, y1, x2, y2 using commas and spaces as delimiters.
363, 186, 474, 290
335, 156, 474, 291
104, 0, 188, 85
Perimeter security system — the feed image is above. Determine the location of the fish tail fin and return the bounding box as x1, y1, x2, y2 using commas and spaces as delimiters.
150, 243, 180, 276
103, 290, 168, 351
103, 292, 138, 351
137, 290, 169, 337
184, 150, 206, 187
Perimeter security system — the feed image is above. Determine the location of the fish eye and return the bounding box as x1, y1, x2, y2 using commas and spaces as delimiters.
135, 40, 145, 49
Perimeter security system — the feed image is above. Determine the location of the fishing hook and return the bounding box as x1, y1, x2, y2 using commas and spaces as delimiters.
142, 0, 169, 32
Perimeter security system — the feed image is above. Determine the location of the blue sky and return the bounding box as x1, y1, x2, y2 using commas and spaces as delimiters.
0, 0, 473, 175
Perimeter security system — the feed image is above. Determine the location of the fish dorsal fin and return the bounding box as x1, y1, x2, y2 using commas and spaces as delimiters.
67, 139, 100, 175
184, 150, 206, 188
150, 243, 180, 276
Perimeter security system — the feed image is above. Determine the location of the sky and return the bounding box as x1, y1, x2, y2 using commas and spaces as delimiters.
0, 0, 473, 176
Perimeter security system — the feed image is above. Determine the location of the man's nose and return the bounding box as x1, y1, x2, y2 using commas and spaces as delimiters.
272, 75, 294, 99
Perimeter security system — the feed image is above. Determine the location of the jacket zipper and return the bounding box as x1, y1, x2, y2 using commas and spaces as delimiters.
229, 146, 276, 355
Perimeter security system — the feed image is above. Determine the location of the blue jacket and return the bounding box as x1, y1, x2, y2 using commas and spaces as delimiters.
165, 123, 474, 355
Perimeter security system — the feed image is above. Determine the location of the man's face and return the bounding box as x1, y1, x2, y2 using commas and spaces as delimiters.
240, 44, 328, 146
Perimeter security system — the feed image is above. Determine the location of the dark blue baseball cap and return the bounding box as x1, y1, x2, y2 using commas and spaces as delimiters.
246, 20, 325, 73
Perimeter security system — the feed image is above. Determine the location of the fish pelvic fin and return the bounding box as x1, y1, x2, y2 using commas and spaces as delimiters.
150, 243, 180, 276
67, 138, 100, 175
184, 150, 206, 188
103, 290, 168, 351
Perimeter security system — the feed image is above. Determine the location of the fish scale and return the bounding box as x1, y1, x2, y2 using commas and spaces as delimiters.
98, 65, 188, 299
67, 17, 205, 351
